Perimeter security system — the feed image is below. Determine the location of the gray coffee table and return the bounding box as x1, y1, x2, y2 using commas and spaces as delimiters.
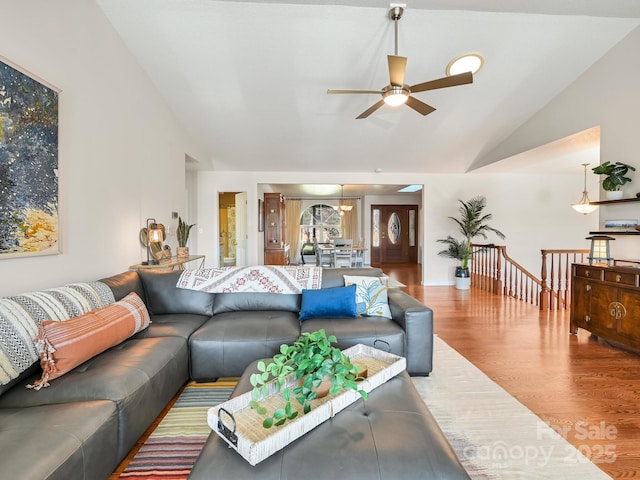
189, 362, 470, 479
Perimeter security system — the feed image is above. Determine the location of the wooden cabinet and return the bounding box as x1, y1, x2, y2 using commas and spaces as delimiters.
571, 263, 640, 350
264, 245, 290, 266
263, 193, 289, 265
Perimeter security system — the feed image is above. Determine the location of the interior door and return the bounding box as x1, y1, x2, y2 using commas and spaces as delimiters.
370, 205, 418, 264
234, 192, 247, 266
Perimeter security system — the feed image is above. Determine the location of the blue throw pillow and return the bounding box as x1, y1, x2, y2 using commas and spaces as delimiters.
298, 285, 357, 321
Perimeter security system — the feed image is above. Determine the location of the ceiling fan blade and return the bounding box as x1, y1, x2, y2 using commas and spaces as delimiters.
410, 71, 473, 93
356, 99, 386, 119
388, 55, 407, 86
405, 96, 436, 116
327, 89, 382, 95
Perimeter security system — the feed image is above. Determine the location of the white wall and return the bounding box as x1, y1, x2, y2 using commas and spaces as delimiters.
478, 25, 640, 261
196, 170, 597, 285
0, 0, 206, 296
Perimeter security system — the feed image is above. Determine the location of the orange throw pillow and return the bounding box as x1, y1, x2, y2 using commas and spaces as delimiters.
28, 292, 150, 390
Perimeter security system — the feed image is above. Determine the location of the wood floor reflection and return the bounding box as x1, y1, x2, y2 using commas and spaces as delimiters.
380, 263, 640, 479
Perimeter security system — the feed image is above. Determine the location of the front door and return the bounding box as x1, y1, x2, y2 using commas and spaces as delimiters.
370, 205, 418, 264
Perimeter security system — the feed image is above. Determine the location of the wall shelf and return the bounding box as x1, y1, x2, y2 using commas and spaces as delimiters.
590, 197, 640, 205
589, 231, 640, 236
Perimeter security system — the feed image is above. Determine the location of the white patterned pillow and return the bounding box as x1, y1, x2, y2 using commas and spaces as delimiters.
0, 281, 115, 392
343, 275, 391, 318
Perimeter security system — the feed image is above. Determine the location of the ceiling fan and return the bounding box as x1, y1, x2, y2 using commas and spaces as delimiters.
327, 6, 473, 119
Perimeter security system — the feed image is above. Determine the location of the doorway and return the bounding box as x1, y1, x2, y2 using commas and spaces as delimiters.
370, 204, 418, 264
218, 192, 247, 267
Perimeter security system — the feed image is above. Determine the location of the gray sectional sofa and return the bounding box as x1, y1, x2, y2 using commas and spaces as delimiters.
0, 267, 434, 480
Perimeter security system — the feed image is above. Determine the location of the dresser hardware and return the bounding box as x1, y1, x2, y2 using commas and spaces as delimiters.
608, 302, 627, 320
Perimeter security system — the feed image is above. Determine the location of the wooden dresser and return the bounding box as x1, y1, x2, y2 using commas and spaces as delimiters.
571, 263, 640, 350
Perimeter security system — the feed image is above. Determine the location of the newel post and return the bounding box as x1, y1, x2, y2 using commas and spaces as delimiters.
540, 250, 549, 310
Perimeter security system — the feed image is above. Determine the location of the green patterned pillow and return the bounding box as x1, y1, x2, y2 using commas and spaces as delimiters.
343, 275, 391, 318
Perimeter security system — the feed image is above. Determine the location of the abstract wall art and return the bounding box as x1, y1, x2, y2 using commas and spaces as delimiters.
0, 58, 59, 259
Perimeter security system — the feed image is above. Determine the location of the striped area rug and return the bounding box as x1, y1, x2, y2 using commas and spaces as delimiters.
118, 380, 235, 479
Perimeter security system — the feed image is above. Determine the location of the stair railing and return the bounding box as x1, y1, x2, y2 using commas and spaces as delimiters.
470, 244, 589, 310
539, 249, 590, 310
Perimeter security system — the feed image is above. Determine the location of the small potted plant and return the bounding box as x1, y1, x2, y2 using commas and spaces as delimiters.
249, 329, 368, 428
592, 161, 636, 200
176, 216, 195, 257
437, 196, 505, 290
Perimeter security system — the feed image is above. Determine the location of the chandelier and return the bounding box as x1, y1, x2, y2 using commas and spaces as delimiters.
333, 185, 353, 214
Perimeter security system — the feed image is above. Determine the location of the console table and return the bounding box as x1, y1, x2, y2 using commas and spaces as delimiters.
570, 263, 640, 350
130, 255, 205, 270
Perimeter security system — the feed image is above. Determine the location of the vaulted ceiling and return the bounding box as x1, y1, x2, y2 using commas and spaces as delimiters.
97, 0, 640, 174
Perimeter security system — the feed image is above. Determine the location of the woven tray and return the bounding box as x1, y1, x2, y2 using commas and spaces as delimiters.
207, 343, 406, 465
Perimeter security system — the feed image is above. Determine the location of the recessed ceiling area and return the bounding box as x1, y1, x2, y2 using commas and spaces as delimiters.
263, 184, 422, 198
473, 126, 601, 175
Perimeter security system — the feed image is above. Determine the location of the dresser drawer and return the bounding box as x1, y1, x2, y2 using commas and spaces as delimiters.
574, 265, 604, 280
604, 270, 638, 286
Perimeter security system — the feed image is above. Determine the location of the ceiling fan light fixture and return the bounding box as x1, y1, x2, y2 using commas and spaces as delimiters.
446, 53, 484, 76
383, 85, 410, 106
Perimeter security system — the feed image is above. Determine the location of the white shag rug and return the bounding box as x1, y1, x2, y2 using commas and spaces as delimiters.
412, 337, 612, 479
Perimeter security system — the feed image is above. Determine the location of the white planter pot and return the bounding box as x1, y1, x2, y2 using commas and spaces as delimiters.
605, 190, 624, 200
455, 277, 471, 290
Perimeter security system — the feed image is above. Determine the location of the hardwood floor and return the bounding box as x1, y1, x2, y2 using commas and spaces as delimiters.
381, 263, 640, 479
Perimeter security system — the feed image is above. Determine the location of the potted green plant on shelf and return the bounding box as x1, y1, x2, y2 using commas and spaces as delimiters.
592, 161, 636, 200
176, 216, 195, 257
437, 196, 505, 290
249, 329, 368, 428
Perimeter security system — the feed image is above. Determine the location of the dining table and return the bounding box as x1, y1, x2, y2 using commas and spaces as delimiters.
315, 244, 366, 267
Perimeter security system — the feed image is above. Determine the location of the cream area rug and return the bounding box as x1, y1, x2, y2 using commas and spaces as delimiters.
412, 337, 612, 479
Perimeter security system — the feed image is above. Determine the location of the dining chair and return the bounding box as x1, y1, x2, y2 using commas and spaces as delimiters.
316, 243, 334, 267
332, 239, 353, 268
351, 248, 364, 267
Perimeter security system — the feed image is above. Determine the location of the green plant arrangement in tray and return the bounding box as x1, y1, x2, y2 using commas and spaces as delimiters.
592, 161, 636, 191
176, 216, 195, 247
249, 329, 368, 428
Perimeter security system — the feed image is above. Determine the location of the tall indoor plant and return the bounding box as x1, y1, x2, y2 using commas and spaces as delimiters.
437, 196, 505, 290
176, 216, 195, 257
592, 161, 635, 200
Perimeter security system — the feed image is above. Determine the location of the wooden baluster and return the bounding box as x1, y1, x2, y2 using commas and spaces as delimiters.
495, 247, 502, 295
540, 250, 549, 310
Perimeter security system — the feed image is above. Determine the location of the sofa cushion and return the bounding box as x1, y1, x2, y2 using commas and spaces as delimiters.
138, 270, 215, 316
343, 275, 391, 318
213, 292, 300, 314
321, 267, 385, 288
99, 270, 145, 302
298, 285, 357, 321
300, 316, 405, 358
189, 311, 301, 380
0, 336, 189, 462
0, 401, 118, 480
133, 313, 210, 340
29, 292, 150, 389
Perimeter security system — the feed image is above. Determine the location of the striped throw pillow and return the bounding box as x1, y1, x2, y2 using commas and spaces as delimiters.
28, 292, 150, 390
